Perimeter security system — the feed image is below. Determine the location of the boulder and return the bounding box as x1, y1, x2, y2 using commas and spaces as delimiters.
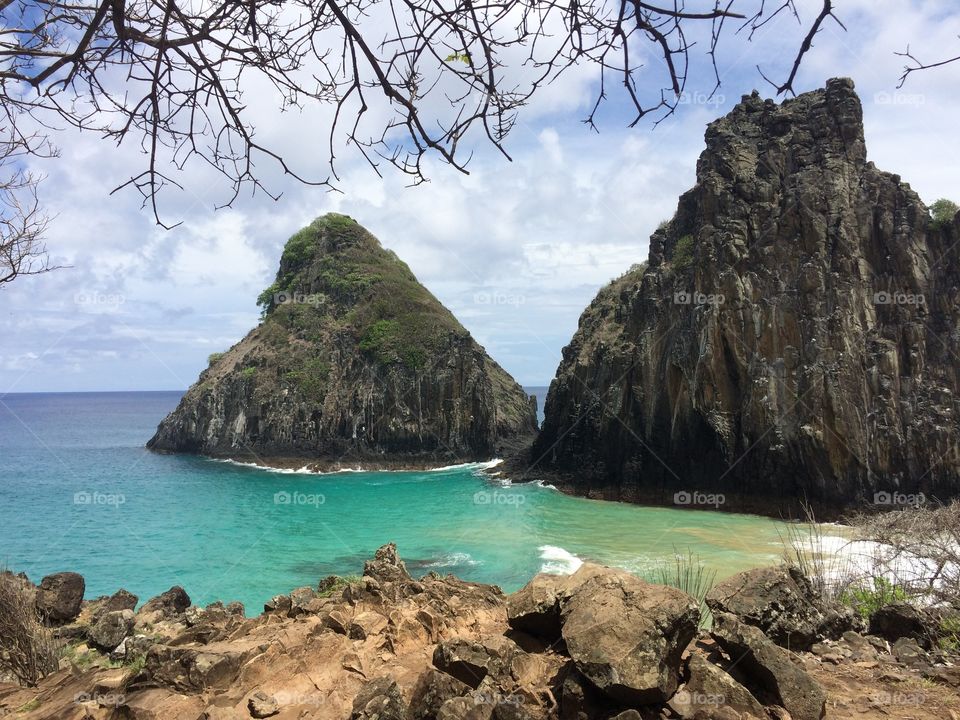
869, 603, 931, 648
88, 609, 136, 651
559, 564, 699, 704
102, 588, 138, 614
35, 572, 85, 623
140, 586, 190, 617
349, 611, 388, 640
705, 565, 856, 650
409, 669, 472, 720
506, 573, 565, 641
263, 594, 291, 615
893, 637, 930, 669
351, 676, 407, 720
248, 690, 279, 718
711, 612, 825, 720
437, 696, 494, 720
668, 654, 765, 719
432, 636, 526, 689
363, 543, 412, 585
145, 644, 247, 692
288, 585, 318, 616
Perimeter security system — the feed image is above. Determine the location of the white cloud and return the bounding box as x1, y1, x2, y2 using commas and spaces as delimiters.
2, 1, 959, 392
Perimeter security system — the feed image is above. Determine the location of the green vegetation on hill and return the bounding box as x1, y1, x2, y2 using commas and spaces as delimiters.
256, 213, 467, 373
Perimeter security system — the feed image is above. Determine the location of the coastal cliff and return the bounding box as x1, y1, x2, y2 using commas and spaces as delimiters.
527, 78, 960, 515
148, 214, 537, 466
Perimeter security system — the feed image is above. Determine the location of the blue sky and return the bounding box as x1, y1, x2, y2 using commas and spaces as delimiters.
2, 0, 959, 391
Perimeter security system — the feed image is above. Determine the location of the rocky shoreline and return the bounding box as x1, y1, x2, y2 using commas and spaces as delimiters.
3, 546, 960, 719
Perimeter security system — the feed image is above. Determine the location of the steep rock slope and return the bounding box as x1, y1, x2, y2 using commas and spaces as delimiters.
148, 214, 537, 466
530, 78, 960, 515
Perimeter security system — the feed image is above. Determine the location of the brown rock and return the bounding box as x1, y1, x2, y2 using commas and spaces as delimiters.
668, 654, 765, 719
506, 573, 565, 641
559, 564, 699, 704
141, 586, 190, 617
351, 676, 406, 720
248, 690, 279, 718
711, 612, 825, 720
349, 611, 388, 640
409, 668, 471, 720
35, 572, 85, 623
705, 565, 857, 650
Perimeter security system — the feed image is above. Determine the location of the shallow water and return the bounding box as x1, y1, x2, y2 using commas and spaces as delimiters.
0, 391, 791, 610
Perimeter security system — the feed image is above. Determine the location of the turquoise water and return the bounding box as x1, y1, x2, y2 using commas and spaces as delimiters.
0, 391, 790, 611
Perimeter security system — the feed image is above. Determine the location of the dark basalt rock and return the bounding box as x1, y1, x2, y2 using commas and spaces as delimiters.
147, 213, 537, 466
35, 571, 85, 624
526, 78, 960, 516
705, 565, 861, 651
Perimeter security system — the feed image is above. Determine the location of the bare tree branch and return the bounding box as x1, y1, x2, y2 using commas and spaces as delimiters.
0, 0, 845, 239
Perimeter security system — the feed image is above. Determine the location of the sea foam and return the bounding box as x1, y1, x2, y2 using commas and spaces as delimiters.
539, 545, 583, 575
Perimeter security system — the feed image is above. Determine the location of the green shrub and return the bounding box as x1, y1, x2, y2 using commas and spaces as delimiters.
240, 366, 257, 379
931, 198, 959, 229
672, 234, 695, 270
839, 577, 909, 620
652, 550, 717, 630
939, 616, 960, 652
284, 357, 331, 401
318, 575, 361, 598
207, 352, 225, 365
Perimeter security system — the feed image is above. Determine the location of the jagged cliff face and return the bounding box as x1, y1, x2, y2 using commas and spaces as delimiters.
148, 214, 537, 465
532, 78, 960, 514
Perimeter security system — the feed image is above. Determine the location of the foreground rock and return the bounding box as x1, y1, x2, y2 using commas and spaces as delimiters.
559, 564, 700, 704
35, 572, 85, 624
525, 77, 960, 516
11, 552, 960, 720
705, 565, 860, 650
147, 213, 537, 467
711, 612, 826, 720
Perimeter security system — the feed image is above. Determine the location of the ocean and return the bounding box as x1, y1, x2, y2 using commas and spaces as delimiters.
0, 389, 791, 611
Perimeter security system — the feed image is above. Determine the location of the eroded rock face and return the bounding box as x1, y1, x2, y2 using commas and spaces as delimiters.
147, 214, 537, 466
529, 78, 960, 515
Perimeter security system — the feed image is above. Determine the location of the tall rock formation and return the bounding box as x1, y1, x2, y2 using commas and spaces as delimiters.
148, 214, 537, 466
530, 78, 960, 515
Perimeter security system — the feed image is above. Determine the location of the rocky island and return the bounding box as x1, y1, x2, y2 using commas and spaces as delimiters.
523, 78, 960, 517
148, 214, 537, 468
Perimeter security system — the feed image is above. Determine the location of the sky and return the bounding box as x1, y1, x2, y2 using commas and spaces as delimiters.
2, 0, 959, 392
